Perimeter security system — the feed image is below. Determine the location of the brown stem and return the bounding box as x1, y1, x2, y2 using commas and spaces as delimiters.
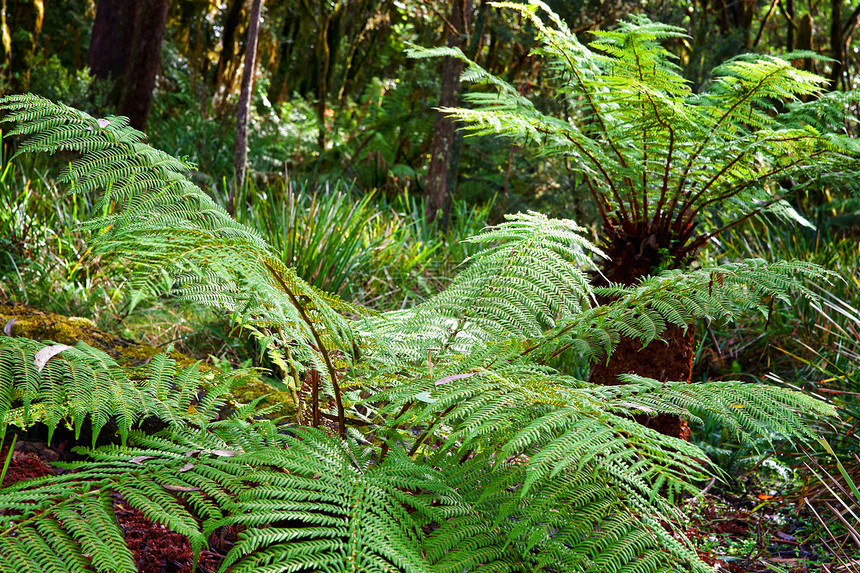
1, 489, 100, 537
265, 261, 346, 436
310, 368, 321, 428
675, 146, 826, 236
283, 342, 303, 426
666, 65, 789, 234
408, 405, 456, 457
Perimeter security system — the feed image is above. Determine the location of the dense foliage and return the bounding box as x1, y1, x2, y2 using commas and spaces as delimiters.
415, 1, 860, 279
0, 89, 842, 572
1, 1, 859, 570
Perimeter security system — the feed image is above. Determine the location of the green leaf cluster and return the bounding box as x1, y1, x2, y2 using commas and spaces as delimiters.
0, 52, 843, 573
409, 0, 860, 271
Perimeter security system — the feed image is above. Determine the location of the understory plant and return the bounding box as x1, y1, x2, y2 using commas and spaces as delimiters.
410, 0, 860, 415
0, 71, 846, 573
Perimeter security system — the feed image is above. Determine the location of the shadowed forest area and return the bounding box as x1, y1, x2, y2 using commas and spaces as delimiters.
1, 1, 860, 572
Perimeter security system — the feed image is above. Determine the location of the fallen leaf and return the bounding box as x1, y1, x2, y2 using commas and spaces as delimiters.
162, 484, 200, 492
3, 318, 15, 336
414, 392, 436, 403
177, 463, 195, 473
434, 372, 478, 387
129, 456, 155, 465
34, 344, 72, 372
208, 450, 239, 457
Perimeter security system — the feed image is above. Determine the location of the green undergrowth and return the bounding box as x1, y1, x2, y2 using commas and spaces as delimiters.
692, 208, 860, 565
0, 153, 492, 368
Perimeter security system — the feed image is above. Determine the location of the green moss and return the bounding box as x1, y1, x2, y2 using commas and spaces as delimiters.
230, 375, 298, 421
0, 301, 162, 366
1, 300, 297, 419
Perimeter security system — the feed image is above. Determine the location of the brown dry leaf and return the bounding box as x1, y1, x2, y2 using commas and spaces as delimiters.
162, 484, 200, 492
34, 344, 72, 372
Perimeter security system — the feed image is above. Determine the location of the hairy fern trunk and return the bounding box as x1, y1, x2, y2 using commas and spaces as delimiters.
590, 323, 697, 439
590, 246, 698, 439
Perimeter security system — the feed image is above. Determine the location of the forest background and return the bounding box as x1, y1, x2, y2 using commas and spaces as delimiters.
2, 1, 860, 571
5, 0, 859, 220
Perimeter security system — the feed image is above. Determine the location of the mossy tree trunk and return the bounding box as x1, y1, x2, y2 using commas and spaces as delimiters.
424, 0, 470, 227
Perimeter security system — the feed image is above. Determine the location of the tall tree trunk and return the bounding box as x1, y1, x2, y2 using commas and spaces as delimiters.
785, 0, 796, 51
269, 8, 298, 105
119, 0, 170, 131
830, 0, 845, 90
4, 0, 44, 91
797, 13, 815, 72
424, 0, 469, 226
229, 0, 263, 216
315, 1, 343, 150
88, 0, 169, 131
842, 5, 860, 92
88, 0, 134, 101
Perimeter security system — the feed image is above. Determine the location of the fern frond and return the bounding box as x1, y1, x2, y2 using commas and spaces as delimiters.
0, 94, 365, 428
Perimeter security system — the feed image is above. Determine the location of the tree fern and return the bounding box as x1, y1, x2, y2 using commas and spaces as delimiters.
0, 87, 843, 572
409, 0, 860, 279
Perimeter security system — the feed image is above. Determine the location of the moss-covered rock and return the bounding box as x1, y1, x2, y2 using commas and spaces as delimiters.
1, 300, 176, 367
0, 300, 297, 420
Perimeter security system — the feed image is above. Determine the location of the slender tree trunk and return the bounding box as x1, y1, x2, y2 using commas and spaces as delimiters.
315, 1, 343, 149
424, 0, 469, 226
229, 0, 263, 216
785, 0, 796, 51
830, 0, 845, 90
88, 0, 169, 131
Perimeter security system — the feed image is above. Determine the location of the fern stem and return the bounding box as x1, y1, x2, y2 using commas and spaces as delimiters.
676, 144, 826, 236
282, 342, 303, 426
665, 65, 790, 233
408, 405, 456, 457
265, 262, 346, 436
538, 18, 639, 205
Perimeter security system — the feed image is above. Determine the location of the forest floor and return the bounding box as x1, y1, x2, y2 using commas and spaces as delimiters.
687, 489, 857, 572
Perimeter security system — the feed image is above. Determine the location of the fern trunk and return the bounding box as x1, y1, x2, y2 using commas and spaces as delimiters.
589, 324, 696, 440
590, 239, 697, 440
